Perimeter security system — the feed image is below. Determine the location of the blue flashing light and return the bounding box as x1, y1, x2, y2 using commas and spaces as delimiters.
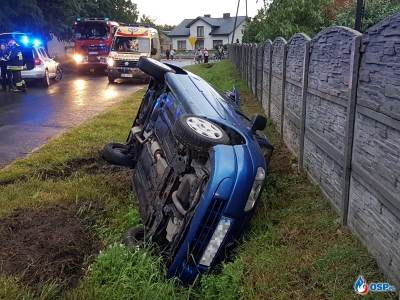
33, 39, 42, 47
21, 36, 29, 45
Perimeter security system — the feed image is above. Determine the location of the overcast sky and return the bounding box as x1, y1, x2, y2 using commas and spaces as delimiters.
134, 0, 264, 25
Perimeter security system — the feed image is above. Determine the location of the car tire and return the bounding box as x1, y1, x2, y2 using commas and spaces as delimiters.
122, 225, 145, 247
54, 66, 63, 81
102, 142, 135, 167
138, 57, 173, 82
108, 75, 115, 84
172, 115, 230, 151
42, 69, 50, 87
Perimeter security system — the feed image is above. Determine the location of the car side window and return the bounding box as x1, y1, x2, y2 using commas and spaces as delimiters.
39, 48, 48, 58
33, 48, 39, 59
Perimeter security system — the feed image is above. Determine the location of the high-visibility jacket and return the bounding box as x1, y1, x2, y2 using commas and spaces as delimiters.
6, 44, 24, 71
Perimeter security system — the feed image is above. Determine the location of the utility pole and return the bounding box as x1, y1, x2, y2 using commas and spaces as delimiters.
354, 0, 365, 32
231, 0, 241, 43
245, 0, 248, 20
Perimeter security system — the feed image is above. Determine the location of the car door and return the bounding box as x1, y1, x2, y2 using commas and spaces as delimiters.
39, 47, 56, 76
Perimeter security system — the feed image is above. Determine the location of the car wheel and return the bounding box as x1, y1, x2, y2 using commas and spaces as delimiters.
54, 66, 63, 81
42, 69, 50, 87
122, 225, 145, 247
172, 114, 230, 151
108, 75, 115, 84
138, 57, 174, 82
102, 143, 135, 167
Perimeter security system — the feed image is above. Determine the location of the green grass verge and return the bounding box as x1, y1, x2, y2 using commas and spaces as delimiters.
0, 62, 395, 300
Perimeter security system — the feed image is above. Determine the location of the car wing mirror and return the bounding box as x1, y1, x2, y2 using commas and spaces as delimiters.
250, 114, 267, 133
225, 85, 240, 106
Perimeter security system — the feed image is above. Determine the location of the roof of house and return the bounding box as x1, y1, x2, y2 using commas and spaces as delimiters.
169, 16, 247, 37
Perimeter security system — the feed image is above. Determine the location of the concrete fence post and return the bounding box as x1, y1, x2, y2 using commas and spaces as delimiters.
298, 38, 311, 172
342, 35, 362, 225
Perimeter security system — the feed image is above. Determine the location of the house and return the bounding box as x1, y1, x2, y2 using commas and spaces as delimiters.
159, 31, 172, 52
169, 13, 247, 51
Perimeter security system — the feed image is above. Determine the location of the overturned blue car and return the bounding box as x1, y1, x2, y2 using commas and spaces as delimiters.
103, 57, 273, 284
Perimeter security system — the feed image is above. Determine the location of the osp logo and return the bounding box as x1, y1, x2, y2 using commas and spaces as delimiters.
354, 275, 396, 296
354, 276, 369, 295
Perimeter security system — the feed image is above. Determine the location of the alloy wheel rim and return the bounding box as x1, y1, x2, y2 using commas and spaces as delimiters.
186, 117, 223, 140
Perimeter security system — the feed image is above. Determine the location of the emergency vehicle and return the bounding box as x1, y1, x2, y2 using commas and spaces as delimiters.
72, 18, 119, 72
106, 25, 161, 83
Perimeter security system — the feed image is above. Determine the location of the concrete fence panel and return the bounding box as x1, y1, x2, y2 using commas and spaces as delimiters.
303, 26, 361, 214
271, 38, 288, 135
348, 14, 400, 286
252, 44, 257, 95
256, 44, 264, 102
246, 44, 251, 88
262, 40, 273, 116
283, 33, 311, 159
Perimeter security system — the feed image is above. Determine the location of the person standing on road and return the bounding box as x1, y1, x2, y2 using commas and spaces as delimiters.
203, 48, 209, 63
170, 49, 175, 60
195, 48, 202, 64
166, 48, 170, 60
7, 39, 26, 92
0, 43, 9, 92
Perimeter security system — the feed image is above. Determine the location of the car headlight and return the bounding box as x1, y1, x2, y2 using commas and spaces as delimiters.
199, 217, 232, 267
107, 57, 115, 67
244, 167, 265, 212
73, 54, 83, 64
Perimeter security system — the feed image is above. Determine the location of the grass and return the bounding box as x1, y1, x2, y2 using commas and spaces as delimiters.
0, 61, 396, 300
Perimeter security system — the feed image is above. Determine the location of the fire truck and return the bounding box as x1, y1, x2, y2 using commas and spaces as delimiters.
72, 18, 119, 72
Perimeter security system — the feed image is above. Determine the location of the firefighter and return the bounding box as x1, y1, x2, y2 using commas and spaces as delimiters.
7, 39, 26, 92
0, 43, 9, 91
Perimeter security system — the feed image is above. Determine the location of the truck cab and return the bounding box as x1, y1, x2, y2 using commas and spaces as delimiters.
106, 25, 161, 83
72, 18, 119, 72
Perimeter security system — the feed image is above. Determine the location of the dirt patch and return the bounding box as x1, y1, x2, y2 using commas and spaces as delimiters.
0, 203, 102, 288
0, 156, 126, 186
38, 156, 126, 180
269, 141, 297, 176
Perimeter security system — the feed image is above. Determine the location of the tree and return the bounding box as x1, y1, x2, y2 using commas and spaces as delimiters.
243, 0, 334, 42
79, 0, 139, 24
36, 0, 80, 39
335, 0, 400, 32
0, 0, 44, 34
140, 14, 156, 26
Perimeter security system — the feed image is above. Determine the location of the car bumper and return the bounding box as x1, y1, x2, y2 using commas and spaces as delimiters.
107, 67, 148, 79
167, 144, 266, 284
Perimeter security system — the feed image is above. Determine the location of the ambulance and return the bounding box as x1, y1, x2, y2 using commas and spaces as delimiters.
106, 25, 161, 83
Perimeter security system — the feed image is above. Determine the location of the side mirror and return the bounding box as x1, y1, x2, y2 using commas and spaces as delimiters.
151, 48, 157, 56
250, 114, 267, 133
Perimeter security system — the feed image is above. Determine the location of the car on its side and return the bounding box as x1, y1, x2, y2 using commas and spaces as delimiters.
102, 57, 273, 284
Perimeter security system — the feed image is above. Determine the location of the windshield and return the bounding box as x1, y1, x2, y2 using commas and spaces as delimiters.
74, 22, 109, 40
112, 37, 150, 53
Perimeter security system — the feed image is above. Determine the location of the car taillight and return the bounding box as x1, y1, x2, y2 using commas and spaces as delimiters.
35, 58, 42, 65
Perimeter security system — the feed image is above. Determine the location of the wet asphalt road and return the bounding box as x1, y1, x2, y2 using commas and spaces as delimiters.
0, 74, 144, 168
0, 59, 195, 168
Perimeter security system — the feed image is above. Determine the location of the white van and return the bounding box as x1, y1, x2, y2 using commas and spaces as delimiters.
106, 25, 161, 83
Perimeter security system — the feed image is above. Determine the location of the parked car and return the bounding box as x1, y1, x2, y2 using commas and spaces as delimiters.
22, 45, 63, 87
102, 57, 273, 284
0, 33, 61, 87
